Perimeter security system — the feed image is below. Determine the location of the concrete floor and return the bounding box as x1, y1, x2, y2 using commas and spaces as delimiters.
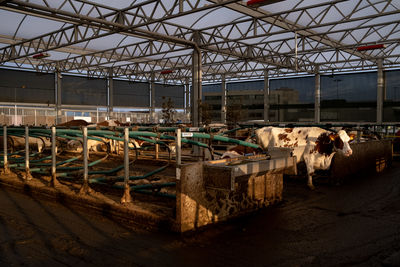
1, 161, 400, 266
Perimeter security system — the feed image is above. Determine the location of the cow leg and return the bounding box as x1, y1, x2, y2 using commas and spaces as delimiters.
304, 156, 315, 190
307, 173, 315, 190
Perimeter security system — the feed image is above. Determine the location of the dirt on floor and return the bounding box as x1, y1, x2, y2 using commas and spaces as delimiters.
1, 160, 400, 266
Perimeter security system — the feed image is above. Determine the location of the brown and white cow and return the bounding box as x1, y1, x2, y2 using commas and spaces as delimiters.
66, 138, 145, 153
58, 119, 129, 128
221, 144, 262, 159
255, 127, 354, 189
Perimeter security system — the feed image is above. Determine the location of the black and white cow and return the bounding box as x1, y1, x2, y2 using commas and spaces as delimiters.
255, 127, 354, 189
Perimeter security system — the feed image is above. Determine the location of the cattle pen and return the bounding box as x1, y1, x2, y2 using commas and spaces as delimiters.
1, 1, 400, 265
0, 123, 395, 232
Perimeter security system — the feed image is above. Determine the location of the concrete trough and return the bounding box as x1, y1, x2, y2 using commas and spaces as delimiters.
175, 154, 296, 232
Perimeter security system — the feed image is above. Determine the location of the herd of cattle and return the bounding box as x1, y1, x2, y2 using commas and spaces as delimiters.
2, 119, 399, 189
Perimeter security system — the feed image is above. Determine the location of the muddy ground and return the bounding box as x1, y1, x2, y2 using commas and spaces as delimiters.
1, 161, 400, 266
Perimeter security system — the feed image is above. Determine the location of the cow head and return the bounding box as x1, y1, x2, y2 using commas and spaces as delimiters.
329, 130, 353, 156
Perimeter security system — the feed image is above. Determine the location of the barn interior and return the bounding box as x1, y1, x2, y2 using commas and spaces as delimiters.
0, 0, 399, 232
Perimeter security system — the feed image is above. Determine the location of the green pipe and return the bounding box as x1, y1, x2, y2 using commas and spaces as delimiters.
128, 131, 258, 149
191, 133, 260, 149
88, 164, 124, 175
56, 155, 107, 170
31, 156, 79, 166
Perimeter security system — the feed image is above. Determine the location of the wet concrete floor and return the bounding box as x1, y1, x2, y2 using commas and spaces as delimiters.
1, 161, 400, 266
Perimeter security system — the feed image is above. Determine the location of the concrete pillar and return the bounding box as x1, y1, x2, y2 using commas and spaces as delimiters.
315, 65, 321, 123
263, 70, 269, 123
377, 59, 384, 124
150, 73, 156, 123
191, 49, 202, 126
55, 70, 62, 124
221, 75, 227, 124
107, 68, 114, 120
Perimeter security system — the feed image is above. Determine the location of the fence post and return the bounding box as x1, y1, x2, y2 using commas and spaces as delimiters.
80, 126, 92, 194
2, 125, 9, 174
176, 128, 181, 181
50, 126, 59, 187
24, 126, 32, 180
121, 127, 132, 203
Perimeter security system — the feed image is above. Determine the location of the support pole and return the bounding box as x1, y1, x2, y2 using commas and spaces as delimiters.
315, 65, 321, 123
150, 73, 156, 123
24, 126, 32, 180
2, 125, 9, 174
192, 48, 202, 158
55, 70, 62, 125
221, 75, 227, 124
185, 82, 190, 116
263, 70, 269, 123
191, 49, 202, 127
80, 126, 92, 194
377, 59, 384, 124
121, 127, 132, 203
107, 68, 114, 120
155, 141, 159, 160
176, 128, 181, 181
50, 126, 59, 187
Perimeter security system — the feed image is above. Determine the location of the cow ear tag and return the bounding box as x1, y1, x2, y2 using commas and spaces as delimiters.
329, 134, 336, 141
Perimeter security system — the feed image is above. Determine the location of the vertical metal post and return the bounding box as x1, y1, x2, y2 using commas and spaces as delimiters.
107, 68, 114, 120
14, 105, 17, 125
192, 48, 202, 127
24, 126, 32, 180
2, 125, 9, 174
155, 141, 159, 159
80, 126, 92, 194
221, 75, 227, 124
121, 127, 132, 203
192, 48, 202, 158
377, 59, 384, 124
150, 73, 156, 123
263, 70, 269, 123
185, 82, 190, 116
83, 126, 88, 184
34, 109, 37, 126
176, 128, 181, 165
315, 65, 321, 123
176, 128, 181, 180
51, 126, 58, 187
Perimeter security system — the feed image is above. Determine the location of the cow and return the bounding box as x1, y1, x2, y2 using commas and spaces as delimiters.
255, 127, 354, 189
57, 119, 129, 128
0, 136, 50, 153
57, 119, 89, 127
66, 138, 145, 153
221, 144, 262, 159
94, 120, 130, 127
